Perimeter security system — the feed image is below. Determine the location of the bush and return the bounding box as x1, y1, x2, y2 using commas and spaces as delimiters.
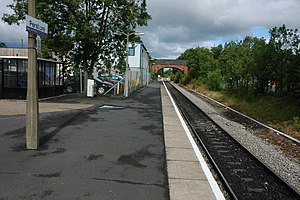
173, 71, 184, 83
205, 69, 222, 91
290, 117, 300, 131
180, 75, 189, 85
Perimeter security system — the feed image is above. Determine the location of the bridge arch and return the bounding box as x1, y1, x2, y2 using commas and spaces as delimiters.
152, 59, 189, 74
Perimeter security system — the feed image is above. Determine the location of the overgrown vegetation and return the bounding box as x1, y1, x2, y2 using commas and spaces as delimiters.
173, 25, 300, 137
179, 25, 300, 98
188, 84, 300, 139
290, 117, 300, 132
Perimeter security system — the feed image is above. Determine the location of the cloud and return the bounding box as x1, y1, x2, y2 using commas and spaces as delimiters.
140, 0, 300, 58
0, 0, 27, 47
0, 23, 27, 47
1, 0, 300, 58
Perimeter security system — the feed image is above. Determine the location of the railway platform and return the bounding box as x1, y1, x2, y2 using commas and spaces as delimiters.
161, 83, 224, 200
0, 81, 223, 200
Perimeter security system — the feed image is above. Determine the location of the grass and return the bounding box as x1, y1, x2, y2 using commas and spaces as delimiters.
187, 83, 300, 140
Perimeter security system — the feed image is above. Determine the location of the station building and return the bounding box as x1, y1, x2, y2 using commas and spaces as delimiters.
0, 48, 64, 99
127, 43, 150, 89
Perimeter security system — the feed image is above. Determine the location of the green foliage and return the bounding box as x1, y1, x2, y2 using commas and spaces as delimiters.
206, 69, 222, 91
179, 47, 219, 85
290, 117, 300, 131
178, 24, 300, 100
2, 0, 151, 80
171, 71, 184, 83
246, 95, 300, 122
268, 25, 300, 94
211, 44, 223, 60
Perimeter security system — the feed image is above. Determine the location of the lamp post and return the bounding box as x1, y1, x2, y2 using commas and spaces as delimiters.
115, 32, 144, 97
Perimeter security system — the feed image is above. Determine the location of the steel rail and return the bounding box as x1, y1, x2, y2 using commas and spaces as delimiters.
165, 82, 300, 200
163, 82, 239, 200
182, 86, 300, 144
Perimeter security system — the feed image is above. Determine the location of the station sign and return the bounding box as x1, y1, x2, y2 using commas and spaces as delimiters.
25, 15, 48, 37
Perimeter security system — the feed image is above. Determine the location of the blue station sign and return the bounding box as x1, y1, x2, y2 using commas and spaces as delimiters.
25, 15, 48, 37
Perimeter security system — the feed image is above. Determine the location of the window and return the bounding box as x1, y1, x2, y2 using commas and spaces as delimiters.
56, 63, 63, 85
3, 59, 17, 88
17, 59, 27, 88
0, 58, 64, 90
128, 47, 135, 56
44, 63, 54, 86
0, 58, 2, 88
39, 62, 45, 87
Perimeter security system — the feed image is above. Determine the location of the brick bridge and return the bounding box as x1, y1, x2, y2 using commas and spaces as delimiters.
152, 59, 189, 74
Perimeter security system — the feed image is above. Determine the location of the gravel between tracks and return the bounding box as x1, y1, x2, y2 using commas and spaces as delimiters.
173, 83, 300, 193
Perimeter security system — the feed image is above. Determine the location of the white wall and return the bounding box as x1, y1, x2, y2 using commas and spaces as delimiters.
128, 43, 141, 68
141, 47, 150, 85
128, 43, 150, 86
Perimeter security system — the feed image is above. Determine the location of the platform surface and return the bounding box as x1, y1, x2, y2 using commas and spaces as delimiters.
161, 84, 221, 200
0, 82, 222, 199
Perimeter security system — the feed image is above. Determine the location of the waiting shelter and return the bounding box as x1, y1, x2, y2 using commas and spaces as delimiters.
0, 56, 64, 99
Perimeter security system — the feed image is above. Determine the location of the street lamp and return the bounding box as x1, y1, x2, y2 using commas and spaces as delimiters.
115, 31, 144, 97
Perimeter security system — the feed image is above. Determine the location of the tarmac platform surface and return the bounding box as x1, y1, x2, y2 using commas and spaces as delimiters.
0, 82, 221, 200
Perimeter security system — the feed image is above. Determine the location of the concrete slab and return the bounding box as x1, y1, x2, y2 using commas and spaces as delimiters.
165, 138, 192, 148
164, 130, 189, 139
161, 83, 224, 200
163, 118, 181, 125
169, 179, 216, 200
166, 147, 198, 161
167, 160, 206, 180
164, 124, 186, 132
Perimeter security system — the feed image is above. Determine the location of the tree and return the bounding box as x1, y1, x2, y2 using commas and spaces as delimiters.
177, 25, 300, 99
211, 44, 223, 60
179, 47, 217, 84
269, 24, 300, 94
2, 0, 151, 92
249, 37, 271, 94
218, 37, 255, 97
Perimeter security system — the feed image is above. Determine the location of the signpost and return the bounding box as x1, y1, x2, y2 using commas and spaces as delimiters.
25, 1, 48, 150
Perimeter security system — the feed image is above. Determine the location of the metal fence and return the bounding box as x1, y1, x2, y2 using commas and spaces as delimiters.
128, 70, 141, 94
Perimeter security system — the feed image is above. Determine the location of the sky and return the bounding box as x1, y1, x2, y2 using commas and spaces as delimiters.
1, 0, 300, 59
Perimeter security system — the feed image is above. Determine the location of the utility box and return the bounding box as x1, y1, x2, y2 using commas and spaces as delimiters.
87, 79, 96, 97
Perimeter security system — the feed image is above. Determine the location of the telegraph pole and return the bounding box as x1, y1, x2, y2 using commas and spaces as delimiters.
26, 0, 39, 149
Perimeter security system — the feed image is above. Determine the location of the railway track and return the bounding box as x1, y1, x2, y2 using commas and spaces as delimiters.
164, 82, 300, 200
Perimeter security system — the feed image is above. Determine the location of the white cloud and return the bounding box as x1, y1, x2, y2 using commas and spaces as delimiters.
141, 0, 300, 58
0, 0, 27, 47
1, 0, 300, 58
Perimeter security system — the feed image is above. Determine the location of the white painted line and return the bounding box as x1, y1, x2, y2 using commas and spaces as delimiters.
163, 82, 225, 200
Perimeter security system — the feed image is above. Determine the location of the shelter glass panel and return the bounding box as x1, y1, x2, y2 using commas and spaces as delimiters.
3, 59, 17, 88
39, 61, 45, 87
17, 59, 27, 88
0, 58, 2, 89
44, 62, 54, 86
56, 63, 63, 85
